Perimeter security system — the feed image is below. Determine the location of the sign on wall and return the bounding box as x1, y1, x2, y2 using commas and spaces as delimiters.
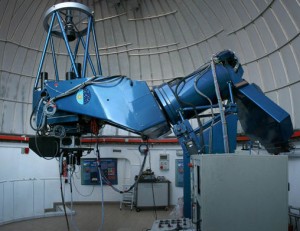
81, 158, 118, 185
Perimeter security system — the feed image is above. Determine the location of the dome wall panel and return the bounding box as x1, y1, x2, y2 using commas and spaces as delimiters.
0, 72, 9, 99
2, 43, 18, 72
161, 13, 185, 46
281, 45, 300, 84
244, 62, 264, 89
0, 100, 3, 131
219, 0, 243, 30
263, 9, 288, 47
254, 17, 277, 53
246, 24, 266, 58
258, 58, 276, 92
22, 50, 39, 77
186, 1, 214, 36
140, 56, 151, 81
201, 0, 230, 32
17, 76, 31, 103
150, 54, 162, 80
0, 42, 5, 70
252, 0, 269, 11
0, 0, 299, 135
269, 52, 289, 89
235, 30, 256, 62
169, 51, 184, 78
230, 0, 252, 25
129, 56, 140, 79
290, 84, 300, 128
207, 37, 222, 55
12, 102, 25, 134
11, 47, 27, 74
118, 53, 130, 77
188, 46, 204, 70
100, 55, 109, 77
172, 2, 197, 45
178, 1, 205, 40
1, 101, 15, 133
160, 53, 173, 80
0, 0, 8, 25
281, 0, 300, 30
5, 74, 20, 100
178, 49, 195, 76
108, 53, 121, 76
111, 18, 127, 46
290, 36, 300, 74
0, 0, 15, 40
20, 1, 49, 47
272, 0, 298, 40
277, 88, 294, 126
9, 0, 40, 44
241, 0, 260, 18
136, 21, 148, 47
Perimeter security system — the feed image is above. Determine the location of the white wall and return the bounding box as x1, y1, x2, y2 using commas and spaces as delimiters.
1, 140, 300, 223
0, 142, 184, 223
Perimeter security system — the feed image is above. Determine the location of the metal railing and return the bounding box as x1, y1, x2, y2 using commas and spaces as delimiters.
0, 178, 67, 225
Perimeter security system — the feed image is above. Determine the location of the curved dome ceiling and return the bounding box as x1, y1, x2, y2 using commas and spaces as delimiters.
0, 0, 299, 136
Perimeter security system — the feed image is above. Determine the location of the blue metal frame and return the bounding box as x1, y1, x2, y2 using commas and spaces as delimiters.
82, 17, 92, 77
34, 5, 103, 89
55, 12, 79, 78
50, 36, 59, 81
91, 23, 102, 75
80, 37, 97, 76
34, 13, 56, 88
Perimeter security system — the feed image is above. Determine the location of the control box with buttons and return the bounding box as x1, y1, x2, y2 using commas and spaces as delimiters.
150, 218, 194, 231
159, 154, 169, 171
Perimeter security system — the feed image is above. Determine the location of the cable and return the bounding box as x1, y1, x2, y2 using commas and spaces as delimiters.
193, 68, 215, 153
72, 172, 95, 197
59, 152, 70, 231
211, 57, 229, 153
69, 155, 81, 231
147, 145, 157, 220
94, 143, 149, 195
30, 96, 46, 132
173, 76, 205, 153
49, 75, 126, 103
96, 140, 105, 231
33, 131, 60, 160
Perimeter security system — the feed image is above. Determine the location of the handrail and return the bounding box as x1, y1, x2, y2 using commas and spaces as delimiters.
0, 178, 65, 225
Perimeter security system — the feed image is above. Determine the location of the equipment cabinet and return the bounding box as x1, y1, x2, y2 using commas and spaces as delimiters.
191, 154, 288, 231
135, 181, 170, 211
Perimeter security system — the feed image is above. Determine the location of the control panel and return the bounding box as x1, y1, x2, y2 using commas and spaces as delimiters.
159, 154, 169, 171
150, 218, 194, 231
81, 158, 118, 185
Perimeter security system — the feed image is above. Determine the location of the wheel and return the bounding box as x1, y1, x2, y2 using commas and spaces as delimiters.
136, 208, 141, 212
43, 2, 93, 39
164, 207, 169, 211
